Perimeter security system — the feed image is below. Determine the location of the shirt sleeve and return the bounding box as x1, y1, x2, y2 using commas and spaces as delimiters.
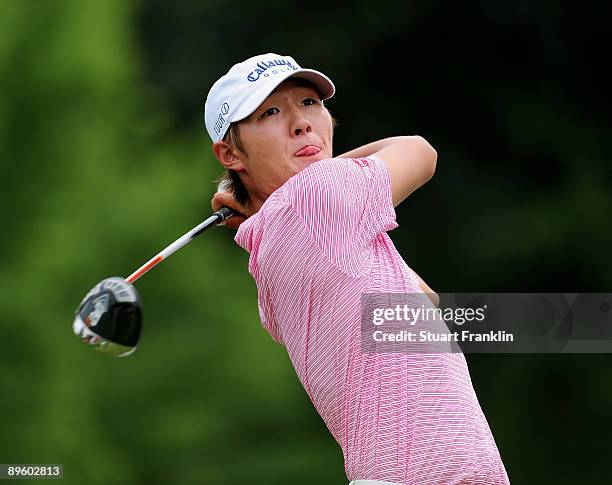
284, 156, 398, 276
234, 206, 284, 344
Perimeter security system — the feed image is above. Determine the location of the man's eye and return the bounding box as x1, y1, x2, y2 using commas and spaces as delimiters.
262, 107, 279, 117
303, 98, 318, 106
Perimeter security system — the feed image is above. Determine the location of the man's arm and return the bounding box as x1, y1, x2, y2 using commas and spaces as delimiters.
337, 136, 437, 207
338, 137, 439, 302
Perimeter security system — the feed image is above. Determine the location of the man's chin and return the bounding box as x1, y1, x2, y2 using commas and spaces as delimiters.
294, 153, 329, 169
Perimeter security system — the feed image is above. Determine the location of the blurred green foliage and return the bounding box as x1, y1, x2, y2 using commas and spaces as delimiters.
1, 0, 611, 484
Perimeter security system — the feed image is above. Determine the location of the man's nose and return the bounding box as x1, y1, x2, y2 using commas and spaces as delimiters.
292, 117, 312, 136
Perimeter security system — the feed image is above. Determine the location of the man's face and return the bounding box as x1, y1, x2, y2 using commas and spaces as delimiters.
231, 79, 334, 199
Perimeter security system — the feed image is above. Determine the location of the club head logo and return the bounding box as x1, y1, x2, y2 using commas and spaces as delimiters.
87, 294, 110, 328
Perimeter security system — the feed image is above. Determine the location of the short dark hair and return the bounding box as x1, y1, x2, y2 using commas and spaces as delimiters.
215, 123, 250, 206
215, 78, 337, 206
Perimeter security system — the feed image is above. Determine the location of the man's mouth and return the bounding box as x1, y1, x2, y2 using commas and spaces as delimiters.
294, 145, 321, 157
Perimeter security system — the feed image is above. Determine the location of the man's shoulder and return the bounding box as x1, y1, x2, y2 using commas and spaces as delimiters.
295, 156, 377, 176
283, 156, 378, 194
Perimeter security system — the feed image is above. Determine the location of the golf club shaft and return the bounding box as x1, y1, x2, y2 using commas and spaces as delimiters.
126, 207, 233, 284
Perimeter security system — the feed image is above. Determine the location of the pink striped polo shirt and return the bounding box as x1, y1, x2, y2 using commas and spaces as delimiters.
234, 156, 510, 484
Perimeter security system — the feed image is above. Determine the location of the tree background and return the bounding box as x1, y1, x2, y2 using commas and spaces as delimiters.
1, 0, 610, 483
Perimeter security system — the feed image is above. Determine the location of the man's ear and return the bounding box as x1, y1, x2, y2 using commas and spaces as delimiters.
212, 141, 245, 171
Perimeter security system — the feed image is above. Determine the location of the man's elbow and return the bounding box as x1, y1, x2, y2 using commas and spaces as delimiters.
413, 135, 437, 181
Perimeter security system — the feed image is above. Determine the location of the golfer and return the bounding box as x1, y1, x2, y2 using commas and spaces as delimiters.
205, 53, 510, 485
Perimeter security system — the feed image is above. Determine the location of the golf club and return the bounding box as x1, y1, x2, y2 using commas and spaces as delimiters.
72, 206, 234, 357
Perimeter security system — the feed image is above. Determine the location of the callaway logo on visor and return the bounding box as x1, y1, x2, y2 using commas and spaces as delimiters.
246, 58, 299, 82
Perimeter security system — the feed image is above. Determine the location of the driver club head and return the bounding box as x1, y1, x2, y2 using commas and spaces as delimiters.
73, 277, 142, 357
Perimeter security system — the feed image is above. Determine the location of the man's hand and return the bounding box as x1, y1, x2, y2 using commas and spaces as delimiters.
211, 191, 252, 230
411, 268, 440, 307
418, 277, 440, 308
